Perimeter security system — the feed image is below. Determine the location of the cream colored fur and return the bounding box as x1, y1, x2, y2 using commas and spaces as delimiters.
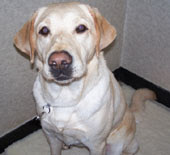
13, 2, 156, 155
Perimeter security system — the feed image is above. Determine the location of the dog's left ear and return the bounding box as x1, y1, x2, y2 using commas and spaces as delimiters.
89, 7, 117, 53
13, 13, 37, 64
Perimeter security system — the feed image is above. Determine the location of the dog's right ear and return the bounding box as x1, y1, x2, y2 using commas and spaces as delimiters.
13, 13, 37, 64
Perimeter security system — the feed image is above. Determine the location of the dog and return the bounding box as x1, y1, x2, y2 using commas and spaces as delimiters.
14, 2, 156, 155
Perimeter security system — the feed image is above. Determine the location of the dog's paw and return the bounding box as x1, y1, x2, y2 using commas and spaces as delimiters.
62, 144, 71, 150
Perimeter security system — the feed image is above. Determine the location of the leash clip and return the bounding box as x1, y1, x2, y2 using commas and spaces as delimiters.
43, 104, 51, 114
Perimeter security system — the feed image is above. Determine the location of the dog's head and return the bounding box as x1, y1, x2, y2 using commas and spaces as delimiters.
14, 2, 116, 84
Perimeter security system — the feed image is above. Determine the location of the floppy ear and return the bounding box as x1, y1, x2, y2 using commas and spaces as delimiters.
90, 8, 117, 54
14, 13, 37, 64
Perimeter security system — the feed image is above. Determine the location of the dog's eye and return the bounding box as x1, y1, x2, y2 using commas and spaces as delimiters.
39, 26, 50, 36
76, 24, 88, 33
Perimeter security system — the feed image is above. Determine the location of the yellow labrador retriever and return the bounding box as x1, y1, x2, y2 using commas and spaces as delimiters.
14, 2, 156, 155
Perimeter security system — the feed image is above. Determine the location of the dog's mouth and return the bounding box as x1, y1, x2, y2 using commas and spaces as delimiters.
49, 65, 73, 83
55, 75, 71, 81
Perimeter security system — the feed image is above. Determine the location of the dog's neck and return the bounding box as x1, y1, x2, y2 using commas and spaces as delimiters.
38, 54, 110, 108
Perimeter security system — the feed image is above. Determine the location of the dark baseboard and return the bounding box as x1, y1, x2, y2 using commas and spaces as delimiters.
0, 118, 41, 153
114, 67, 170, 108
0, 67, 169, 153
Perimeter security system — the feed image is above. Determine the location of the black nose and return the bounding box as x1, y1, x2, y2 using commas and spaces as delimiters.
48, 51, 72, 81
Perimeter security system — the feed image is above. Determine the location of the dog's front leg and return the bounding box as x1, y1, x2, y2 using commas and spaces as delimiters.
43, 130, 63, 155
88, 142, 106, 155
48, 137, 62, 155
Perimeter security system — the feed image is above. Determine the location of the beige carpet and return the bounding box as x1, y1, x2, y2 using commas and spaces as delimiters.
3, 84, 170, 155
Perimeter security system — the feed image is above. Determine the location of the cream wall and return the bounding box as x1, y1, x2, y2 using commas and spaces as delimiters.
0, 0, 126, 136
121, 0, 170, 91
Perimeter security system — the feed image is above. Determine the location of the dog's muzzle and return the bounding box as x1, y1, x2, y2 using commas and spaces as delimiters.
48, 51, 72, 81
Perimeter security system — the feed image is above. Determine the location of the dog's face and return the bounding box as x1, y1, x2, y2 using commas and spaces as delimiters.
14, 2, 116, 84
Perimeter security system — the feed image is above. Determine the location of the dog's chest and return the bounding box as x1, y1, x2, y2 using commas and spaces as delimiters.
41, 106, 89, 145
